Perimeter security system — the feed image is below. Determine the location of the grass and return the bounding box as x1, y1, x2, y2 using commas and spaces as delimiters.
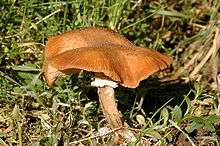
0, 0, 220, 145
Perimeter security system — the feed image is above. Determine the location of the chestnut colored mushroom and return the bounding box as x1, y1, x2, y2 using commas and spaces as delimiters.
44, 27, 135, 86
44, 27, 172, 143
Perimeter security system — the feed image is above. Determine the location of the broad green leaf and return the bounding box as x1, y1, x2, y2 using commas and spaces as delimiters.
183, 93, 192, 115
144, 129, 161, 139
206, 115, 220, 124
136, 114, 145, 125
191, 116, 205, 124
171, 106, 182, 123
160, 107, 169, 125
185, 121, 203, 133
205, 122, 215, 132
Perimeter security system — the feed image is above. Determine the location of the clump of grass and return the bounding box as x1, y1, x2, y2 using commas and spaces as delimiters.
0, 0, 220, 145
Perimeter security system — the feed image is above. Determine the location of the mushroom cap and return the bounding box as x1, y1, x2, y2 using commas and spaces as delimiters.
45, 27, 135, 61
44, 27, 135, 86
46, 44, 172, 88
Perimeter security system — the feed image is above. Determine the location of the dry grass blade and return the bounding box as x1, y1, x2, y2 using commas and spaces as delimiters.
69, 127, 122, 145
190, 28, 219, 79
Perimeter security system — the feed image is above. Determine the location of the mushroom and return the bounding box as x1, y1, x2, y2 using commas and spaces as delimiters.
43, 27, 172, 143
44, 27, 135, 86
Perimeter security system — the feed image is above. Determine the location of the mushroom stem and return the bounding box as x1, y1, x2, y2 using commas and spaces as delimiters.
98, 86, 123, 129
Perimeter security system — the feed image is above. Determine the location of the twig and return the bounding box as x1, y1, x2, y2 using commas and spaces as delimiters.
130, 95, 144, 118
69, 127, 122, 145
131, 0, 142, 10
190, 28, 219, 78
169, 120, 196, 146
174, 30, 214, 79
160, 15, 165, 30
174, 52, 199, 78
190, 23, 206, 30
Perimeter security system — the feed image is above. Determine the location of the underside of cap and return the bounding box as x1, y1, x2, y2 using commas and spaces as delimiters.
47, 45, 172, 88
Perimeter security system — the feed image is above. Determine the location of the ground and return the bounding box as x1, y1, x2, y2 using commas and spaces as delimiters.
0, 0, 220, 145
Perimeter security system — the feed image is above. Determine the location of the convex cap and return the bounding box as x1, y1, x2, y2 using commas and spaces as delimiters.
44, 27, 172, 88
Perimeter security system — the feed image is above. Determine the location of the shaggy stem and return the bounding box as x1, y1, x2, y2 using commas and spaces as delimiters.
98, 86, 123, 129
